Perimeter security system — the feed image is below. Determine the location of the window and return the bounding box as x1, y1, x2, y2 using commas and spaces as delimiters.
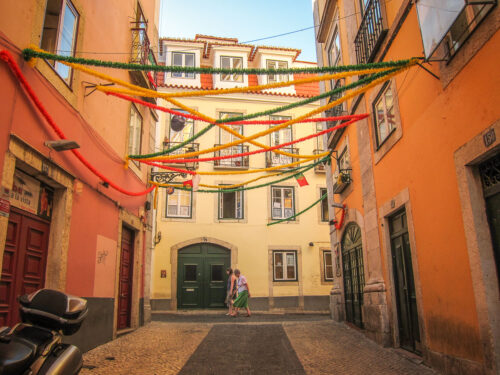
267, 60, 289, 83
323, 251, 334, 281
416, 0, 496, 59
220, 56, 243, 82
149, 118, 156, 154
271, 186, 295, 220
219, 112, 245, 167
166, 189, 192, 218
320, 188, 329, 222
328, 27, 342, 68
269, 115, 294, 166
172, 52, 195, 78
373, 82, 396, 147
168, 110, 194, 149
273, 251, 297, 281
337, 146, 351, 171
40, 0, 79, 84
128, 105, 142, 160
219, 186, 243, 219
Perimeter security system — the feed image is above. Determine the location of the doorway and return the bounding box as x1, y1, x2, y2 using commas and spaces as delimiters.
389, 210, 421, 353
177, 243, 230, 309
0, 208, 50, 326
479, 153, 500, 287
341, 223, 365, 328
117, 226, 135, 330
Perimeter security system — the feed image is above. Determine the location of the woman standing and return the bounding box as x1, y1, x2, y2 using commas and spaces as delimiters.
231, 269, 251, 317
225, 268, 237, 315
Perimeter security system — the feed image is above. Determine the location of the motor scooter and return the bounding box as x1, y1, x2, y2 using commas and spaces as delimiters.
0, 289, 88, 375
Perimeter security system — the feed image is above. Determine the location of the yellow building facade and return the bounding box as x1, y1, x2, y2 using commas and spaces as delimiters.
150, 35, 333, 312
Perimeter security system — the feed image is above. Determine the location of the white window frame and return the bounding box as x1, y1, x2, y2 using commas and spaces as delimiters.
273, 250, 298, 281
41, 0, 79, 85
220, 56, 243, 82
271, 186, 295, 220
328, 26, 342, 68
320, 188, 329, 222
267, 59, 289, 83
373, 82, 396, 147
128, 104, 142, 161
172, 52, 195, 78
165, 189, 192, 218
218, 187, 244, 220
269, 115, 293, 166
323, 250, 334, 281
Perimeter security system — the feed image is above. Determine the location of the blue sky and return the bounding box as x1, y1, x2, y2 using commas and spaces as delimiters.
159, 0, 318, 62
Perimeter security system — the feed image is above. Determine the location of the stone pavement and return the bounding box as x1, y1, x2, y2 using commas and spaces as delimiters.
81, 314, 438, 375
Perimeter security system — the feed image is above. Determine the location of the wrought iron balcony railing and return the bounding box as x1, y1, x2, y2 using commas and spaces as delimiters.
162, 142, 199, 169
313, 150, 326, 173
354, 0, 388, 65
266, 147, 299, 168
213, 144, 250, 169
130, 24, 157, 89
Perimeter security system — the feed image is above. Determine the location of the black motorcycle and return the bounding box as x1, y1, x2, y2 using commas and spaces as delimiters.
0, 289, 88, 375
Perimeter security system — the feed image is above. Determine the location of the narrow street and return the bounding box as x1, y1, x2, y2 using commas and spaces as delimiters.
81, 315, 436, 375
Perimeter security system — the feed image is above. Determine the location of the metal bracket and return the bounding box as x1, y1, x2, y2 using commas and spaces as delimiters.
83, 81, 115, 97
150, 171, 188, 184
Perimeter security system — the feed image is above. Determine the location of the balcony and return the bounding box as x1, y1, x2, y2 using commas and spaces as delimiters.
162, 142, 199, 169
266, 148, 299, 169
313, 150, 326, 173
332, 169, 352, 194
130, 23, 157, 92
354, 0, 388, 65
213, 145, 249, 169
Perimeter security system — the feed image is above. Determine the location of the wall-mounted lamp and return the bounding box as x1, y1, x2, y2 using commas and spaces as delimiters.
44, 140, 80, 151
308, 242, 314, 247
154, 231, 162, 245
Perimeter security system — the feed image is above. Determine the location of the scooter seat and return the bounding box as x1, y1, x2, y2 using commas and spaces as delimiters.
0, 336, 36, 375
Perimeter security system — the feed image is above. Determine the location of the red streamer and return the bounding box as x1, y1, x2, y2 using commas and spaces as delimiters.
333, 204, 346, 230
0, 49, 154, 196
147, 116, 366, 166
106, 91, 366, 125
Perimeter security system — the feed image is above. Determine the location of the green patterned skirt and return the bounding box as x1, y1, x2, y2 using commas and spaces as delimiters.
233, 290, 249, 308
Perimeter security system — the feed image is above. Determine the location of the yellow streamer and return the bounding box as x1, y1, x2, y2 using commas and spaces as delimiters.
141, 60, 417, 163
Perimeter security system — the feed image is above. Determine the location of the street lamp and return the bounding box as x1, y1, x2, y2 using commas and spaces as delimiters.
149, 146, 197, 184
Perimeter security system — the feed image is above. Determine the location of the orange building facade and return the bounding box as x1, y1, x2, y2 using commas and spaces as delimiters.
313, 1, 499, 374
0, 0, 159, 351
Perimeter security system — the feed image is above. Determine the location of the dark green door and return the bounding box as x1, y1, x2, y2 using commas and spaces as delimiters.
390, 210, 420, 353
479, 153, 500, 285
341, 223, 365, 328
177, 243, 230, 309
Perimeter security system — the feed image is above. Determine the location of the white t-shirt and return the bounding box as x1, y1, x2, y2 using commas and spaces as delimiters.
237, 275, 247, 293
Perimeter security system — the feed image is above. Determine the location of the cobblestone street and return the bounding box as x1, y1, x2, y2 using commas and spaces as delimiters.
81, 315, 437, 375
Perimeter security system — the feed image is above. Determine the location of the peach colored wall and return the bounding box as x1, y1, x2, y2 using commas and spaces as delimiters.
0, 0, 158, 300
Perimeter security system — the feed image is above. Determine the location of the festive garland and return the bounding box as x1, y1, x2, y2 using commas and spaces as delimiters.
98, 66, 396, 100
151, 154, 329, 193
0, 49, 154, 196
142, 116, 363, 165
267, 193, 328, 226
23, 47, 416, 75
135, 63, 415, 164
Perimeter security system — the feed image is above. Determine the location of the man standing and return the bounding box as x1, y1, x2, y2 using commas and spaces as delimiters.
231, 269, 251, 317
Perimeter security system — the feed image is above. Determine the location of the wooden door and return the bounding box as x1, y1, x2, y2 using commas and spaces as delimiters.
341, 223, 365, 328
177, 243, 230, 309
479, 153, 500, 286
0, 208, 50, 326
117, 226, 134, 330
390, 210, 420, 353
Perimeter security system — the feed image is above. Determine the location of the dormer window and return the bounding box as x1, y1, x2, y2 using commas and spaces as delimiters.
267, 60, 289, 83
172, 52, 195, 78
220, 56, 243, 82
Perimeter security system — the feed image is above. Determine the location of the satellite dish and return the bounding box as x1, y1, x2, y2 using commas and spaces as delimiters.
171, 115, 186, 132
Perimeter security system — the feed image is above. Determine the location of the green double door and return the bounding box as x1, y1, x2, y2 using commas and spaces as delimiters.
177, 243, 230, 309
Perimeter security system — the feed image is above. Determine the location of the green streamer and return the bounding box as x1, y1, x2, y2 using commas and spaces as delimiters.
161, 154, 330, 194
22, 48, 415, 75
267, 193, 328, 226
129, 69, 396, 159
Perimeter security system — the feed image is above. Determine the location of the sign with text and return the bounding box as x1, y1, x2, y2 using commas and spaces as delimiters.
11, 170, 40, 214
